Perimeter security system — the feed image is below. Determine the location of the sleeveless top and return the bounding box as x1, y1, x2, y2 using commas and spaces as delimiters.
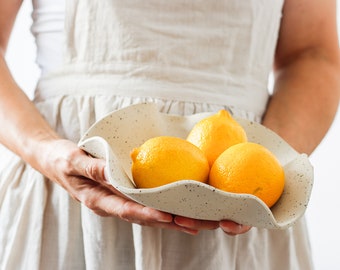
35, 0, 283, 118
31, 0, 65, 75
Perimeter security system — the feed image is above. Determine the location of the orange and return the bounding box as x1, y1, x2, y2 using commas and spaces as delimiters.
187, 109, 247, 167
131, 136, 210, 188
209, 142, 285, 208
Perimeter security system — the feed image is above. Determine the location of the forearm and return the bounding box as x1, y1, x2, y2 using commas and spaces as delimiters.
0, 55, 60, 165
262, 50, 340, 154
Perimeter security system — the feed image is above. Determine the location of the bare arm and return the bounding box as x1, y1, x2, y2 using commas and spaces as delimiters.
262, 0, 340, 154
0, 0, 22, 54
0, 0, 60, 165
0, 2, 224, 235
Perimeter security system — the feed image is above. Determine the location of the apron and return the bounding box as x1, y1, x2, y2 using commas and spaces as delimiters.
0, 1, 314, 269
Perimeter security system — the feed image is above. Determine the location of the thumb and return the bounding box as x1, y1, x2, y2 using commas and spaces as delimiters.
79, 154, 107, 183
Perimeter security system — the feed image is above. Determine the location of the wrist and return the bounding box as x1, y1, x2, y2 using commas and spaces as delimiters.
20, 127, 61, 171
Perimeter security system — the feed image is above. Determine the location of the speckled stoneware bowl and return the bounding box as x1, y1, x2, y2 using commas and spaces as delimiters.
78, 103, 313, 229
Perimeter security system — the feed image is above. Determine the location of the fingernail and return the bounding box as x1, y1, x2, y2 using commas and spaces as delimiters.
181, 228, 199, 235
220, 225, 232, 234
157, 214, 173, 223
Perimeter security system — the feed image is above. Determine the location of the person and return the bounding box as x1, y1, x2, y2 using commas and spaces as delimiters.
0, 0, 339, 269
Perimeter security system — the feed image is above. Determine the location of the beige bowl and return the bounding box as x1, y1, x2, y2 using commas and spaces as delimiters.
78, 103, 313, 229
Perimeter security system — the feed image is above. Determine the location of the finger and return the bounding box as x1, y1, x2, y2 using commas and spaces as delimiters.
69, 154, 171, 223
77, 154, 131, 198
83, 157, 107, 182
73, 177, 201, 234
102, 197, 199, 234
219, 220, 252, 236
96, 194, 200, 235
173, 216, 219, 231
71, 150, 107, 182
78, 182, 173, 223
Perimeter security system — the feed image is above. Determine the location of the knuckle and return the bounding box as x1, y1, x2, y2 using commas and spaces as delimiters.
80, 193, 97, 211
116, 201, 136, 222
57, 149, 82, 176
62, 160, 75, 176
83, 158, 105, 182
93, 209, 110, 217
84, 163, 99, 180
84, 163, 94, 177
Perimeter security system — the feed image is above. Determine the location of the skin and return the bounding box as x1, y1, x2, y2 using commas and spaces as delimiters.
0, 0, 339, 236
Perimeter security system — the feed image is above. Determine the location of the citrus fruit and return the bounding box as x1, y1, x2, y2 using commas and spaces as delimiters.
131, 136, 210, 188
187, 109, 247, 167
209, 142, 285, 208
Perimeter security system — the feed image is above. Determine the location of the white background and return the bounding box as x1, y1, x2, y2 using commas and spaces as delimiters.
5, 1, 340, 269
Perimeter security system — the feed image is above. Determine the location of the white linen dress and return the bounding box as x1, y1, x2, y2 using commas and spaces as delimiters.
0, 0, 314, 269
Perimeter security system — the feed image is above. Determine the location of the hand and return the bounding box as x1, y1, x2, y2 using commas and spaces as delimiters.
37, 139, 251, 235
36, 139, 220, 234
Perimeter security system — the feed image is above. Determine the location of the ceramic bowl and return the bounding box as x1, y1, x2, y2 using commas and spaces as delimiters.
78, 103, 313, 229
